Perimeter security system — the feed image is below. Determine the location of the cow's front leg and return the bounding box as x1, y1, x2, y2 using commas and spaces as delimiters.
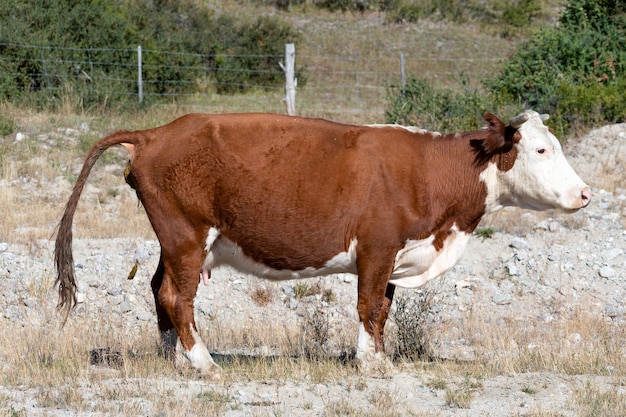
355, 255, 397, 376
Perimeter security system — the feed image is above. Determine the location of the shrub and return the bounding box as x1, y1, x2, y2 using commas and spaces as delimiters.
0, 113, 15, 137
0, 0, 301, 109
386, 0, 626, 136
213, 15, 301, 94
392, 290, 437, 361
385, 74, 491, 132
485, 0, 626, 134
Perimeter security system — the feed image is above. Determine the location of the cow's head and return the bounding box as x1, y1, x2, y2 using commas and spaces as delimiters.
479, 110, 591, 213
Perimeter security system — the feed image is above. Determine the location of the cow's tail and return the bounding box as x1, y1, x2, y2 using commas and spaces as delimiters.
54, 130, 140, 324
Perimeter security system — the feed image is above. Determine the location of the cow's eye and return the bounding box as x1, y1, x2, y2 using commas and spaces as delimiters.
536, 148, 546, 155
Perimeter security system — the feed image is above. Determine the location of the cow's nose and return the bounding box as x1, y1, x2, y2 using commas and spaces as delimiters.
581, 187, 591, 207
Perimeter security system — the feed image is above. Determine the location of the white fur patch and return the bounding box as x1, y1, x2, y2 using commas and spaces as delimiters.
202, 230, 358, 280
183, 325, 220, 376
356, 322, 376, 361
389, 226, 471, 288
367, 123, 440, 136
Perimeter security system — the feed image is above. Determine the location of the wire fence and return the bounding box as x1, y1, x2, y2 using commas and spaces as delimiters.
0, 42, 504, 121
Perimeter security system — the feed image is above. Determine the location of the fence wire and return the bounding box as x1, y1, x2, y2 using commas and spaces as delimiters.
0, 42, 504, 120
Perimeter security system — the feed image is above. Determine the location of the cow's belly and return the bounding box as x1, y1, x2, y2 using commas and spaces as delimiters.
202, 228, 358, 280
389, 227, 471, 288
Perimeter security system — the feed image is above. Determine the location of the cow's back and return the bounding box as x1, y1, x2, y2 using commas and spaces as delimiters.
127, 113, 418, 269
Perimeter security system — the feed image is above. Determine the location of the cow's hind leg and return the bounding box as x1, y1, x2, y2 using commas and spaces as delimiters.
158, 246, 221, 379
151, 255, 179, 359
355, 255, 397, 376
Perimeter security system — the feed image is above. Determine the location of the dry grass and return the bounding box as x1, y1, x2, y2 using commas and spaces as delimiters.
1, 287, 625, 414
438, 305, 626, 377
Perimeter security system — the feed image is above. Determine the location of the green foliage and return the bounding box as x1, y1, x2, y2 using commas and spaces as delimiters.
385, 75, 491, 132
386, 0, 626, 136
213, 15, 301, 94
0, 0, 301, 110
475, 227, 497, 240
384, 0, 497, 23
485, 0, 626, 134
316, 0, 380, 12
0, 113, 15, 137
341, 0, 540, 26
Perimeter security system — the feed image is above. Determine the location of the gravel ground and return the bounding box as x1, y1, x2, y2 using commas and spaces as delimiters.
0, 122, 625, 416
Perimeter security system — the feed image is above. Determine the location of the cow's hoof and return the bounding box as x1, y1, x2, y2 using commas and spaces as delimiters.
356, 353, 395, 378
200, 364, 222, 381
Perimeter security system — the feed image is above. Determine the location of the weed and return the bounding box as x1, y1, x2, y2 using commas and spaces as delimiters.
445, 386, 475, 409
322, 288, 336, 302
250, 283, 275, 307
392, 286, 439, 361
0, 113, 15, 136
293, 282, 311, 299
426, 377, 448, 391
574, 381, 626, 417
475, 226, 497, 239
8, 406, 26, 417
300, 305, 331, 359
522, 385, 539, 395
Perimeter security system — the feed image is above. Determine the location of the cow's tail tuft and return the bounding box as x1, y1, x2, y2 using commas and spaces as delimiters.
54, 131, 140, 325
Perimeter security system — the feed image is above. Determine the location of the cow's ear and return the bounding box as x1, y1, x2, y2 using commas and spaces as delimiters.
470, 113, 518, 165
481, 113, 508, 153
471, 113, 507, 157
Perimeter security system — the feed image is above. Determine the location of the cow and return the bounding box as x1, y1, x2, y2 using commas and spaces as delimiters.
55, 110, 590, 379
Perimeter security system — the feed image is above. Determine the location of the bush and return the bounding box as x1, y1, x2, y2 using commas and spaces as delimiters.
213, 15, 301, 94
0, 113, 14, 137
385, 75, 492, 132
386, 0, 626, 136
0, 0, 301, 109
485, 0, 626, 134
393, 290, 437, 361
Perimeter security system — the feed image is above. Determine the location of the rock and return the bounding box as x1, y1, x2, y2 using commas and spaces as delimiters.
282, 284, 295, 297
22, 298, 39, 308
606, 248, 623, 261
605, 305, 621, 318
510, 238, 529, 250
137, 311, 153, 321
569, 333, 582, 344
548, 221, 561, 232
506, 262, 519, 276
599, 266, 617, 279
492, 294, 512, 305
119, 301, 132, 314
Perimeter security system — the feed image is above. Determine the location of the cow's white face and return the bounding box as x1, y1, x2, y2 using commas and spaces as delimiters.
491, 111, 591, 212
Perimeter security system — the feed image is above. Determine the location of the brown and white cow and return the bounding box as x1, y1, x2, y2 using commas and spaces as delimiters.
55, 110, 590, 378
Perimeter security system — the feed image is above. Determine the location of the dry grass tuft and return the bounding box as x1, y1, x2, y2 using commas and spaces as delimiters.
249, 283, 275, 307
573, 381, 626, 417
451, 305, 626, 376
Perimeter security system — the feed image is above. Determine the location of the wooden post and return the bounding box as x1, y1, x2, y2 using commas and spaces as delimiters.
279, 43, 296, 116
400, 52, 406, 96
137, 45, 143, 104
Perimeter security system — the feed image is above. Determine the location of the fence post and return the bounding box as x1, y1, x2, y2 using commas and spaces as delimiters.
400, 52, 406, 96
279, 43, 296, 116
137, 45, 143, 104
